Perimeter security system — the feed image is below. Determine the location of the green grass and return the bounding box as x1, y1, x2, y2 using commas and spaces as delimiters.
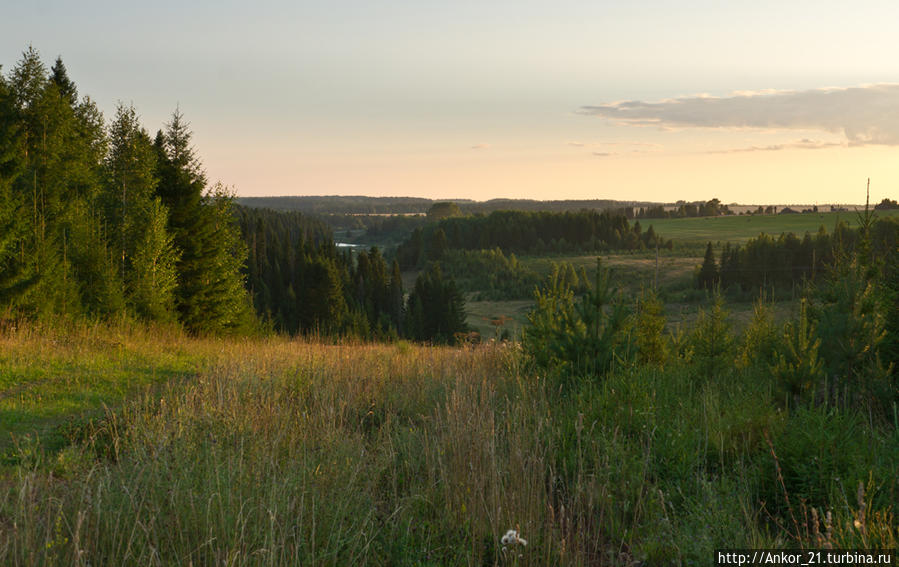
0, 322, 200, 460
1, 321, 896, 564
642, 209, 899, 245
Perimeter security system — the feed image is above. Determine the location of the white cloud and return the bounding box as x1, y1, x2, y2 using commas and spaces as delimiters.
580, 84, 899, 146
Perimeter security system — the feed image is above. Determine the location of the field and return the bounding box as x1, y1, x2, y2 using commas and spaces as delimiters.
643, 209, 899, 245
2, 320, 896, 565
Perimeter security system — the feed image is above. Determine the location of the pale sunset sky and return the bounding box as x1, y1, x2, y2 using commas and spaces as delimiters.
3, 0, 899, 204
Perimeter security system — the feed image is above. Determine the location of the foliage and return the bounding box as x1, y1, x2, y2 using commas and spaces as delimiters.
397, 209, 667, 269
154, 113, 253, 334
771, 299, 825, 406
636, 197, 733, 219
427, 201, 462, 219
405, 262, 467, 344
351, 247, 404, 338
736, 297, 780, 368
697, 241, 718, 290
807, 237, 895, 416
874, 198, 899, 210
129, 198, 179, 321
0, 48, 275, 335
633, 288, 669, 367
523, 259, 631, 381
688, 293, 734, 379
0, 72, 33, 307
705, 218, 899, 294
438, 248, 544, 300
3, 299, 898, 565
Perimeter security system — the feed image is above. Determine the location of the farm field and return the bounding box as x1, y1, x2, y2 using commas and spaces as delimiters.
642, 208, 899, 245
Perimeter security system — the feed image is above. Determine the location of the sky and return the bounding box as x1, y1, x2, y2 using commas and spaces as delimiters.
2, 0, 899, 204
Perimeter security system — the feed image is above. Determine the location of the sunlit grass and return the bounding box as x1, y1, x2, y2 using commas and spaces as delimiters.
1, 321, 895, 565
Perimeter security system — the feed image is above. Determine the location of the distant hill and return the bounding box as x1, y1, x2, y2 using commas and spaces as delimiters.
236, 196, 448, 215
237, 195, 874, 218
237, 196, 661, 215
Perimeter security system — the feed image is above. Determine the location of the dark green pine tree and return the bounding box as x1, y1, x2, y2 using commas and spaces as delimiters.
698, 241, 719, 290
154, 110, 253, 334
8, 48, 120, 316
298, 255, 348, 334
388, 259, 404, 333
50, 57, 77, 106
405, 263, 467, 344
0, 70, 35, 307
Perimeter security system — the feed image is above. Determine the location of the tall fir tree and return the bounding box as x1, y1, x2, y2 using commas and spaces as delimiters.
698, 242, 719, 290
7, 48, 118, 316
405, 263, 467, 344
0, 70, 34, 308
103, 103, 178, 320
154, 110, 252, 333
49, 57, 77, 106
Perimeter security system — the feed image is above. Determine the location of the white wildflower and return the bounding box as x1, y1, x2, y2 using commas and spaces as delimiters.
501, 528, 527, 547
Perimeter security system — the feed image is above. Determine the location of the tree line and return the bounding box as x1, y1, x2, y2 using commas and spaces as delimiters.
632, 198, 733, 219
237, 195, 665, 216
0, 48, 253, 334
697, 216, 899, 292
396, 209, 669, 270
236, 206, 468, 342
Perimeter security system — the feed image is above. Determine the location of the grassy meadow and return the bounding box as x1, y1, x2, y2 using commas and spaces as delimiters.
1, 320, 896, 565
643, 209, 899, 246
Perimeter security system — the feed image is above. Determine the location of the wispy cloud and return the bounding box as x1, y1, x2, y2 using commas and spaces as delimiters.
708, 138, 846, 154
470, 143, 490, 150
580, 84, 899, 146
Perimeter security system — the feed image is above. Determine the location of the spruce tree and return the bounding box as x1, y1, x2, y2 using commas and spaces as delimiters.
154, 110, 252, 333
104, 103, 177, 320
130, 197, 179, 322
388, 260, 404, 333
8, 48, 116, 315
698, 242, 719, 290
405, 263, 467, 344
0, 72, 34, 308
49, 57, 77, 106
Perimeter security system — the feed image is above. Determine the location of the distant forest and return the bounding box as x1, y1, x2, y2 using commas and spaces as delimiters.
237, 195, 663, 216
396, 209, 670, 269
